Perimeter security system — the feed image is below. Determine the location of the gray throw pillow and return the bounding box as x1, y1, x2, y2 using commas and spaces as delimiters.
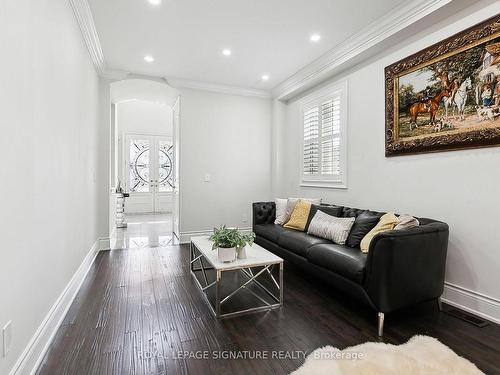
307, 211, 355, 245
395, 215, 419, 230
304, 204, 344, 232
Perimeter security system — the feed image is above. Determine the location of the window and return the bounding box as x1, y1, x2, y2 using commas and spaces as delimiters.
300, 80, 347, 189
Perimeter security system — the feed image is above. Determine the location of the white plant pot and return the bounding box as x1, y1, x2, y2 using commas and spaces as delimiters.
237, 246, 247, 259
218, 247, 236, 263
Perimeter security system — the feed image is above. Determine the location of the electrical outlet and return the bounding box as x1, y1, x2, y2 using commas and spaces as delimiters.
242, 214, 248, 223
2, 321, 12, 357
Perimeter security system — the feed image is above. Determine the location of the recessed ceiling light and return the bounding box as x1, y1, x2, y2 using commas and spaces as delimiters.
144, 55, 155, 63
222, 49, 232, 56
310, 34, 321, 42
261, 74, 270, 81
148, 0, 161, 5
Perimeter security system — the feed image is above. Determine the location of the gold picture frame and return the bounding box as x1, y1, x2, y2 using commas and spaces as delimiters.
385, 14, 500, 156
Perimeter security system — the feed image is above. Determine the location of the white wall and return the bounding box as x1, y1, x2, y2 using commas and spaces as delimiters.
179, 89, 272, 239
0, 0, 107, 373
273, 1, 500, 322
116, 100, 173, 136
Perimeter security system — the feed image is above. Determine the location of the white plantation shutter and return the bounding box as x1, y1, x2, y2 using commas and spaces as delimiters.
320, 98, 341, 175
301, 82, 347, 188
320, 97, 340, 137
303, 106, 319, 175
321, 137, 340, 175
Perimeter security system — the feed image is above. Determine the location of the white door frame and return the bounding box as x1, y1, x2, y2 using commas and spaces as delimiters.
172, 97, 181, 239
155, 136, 174, 213
123, 133, 173, 213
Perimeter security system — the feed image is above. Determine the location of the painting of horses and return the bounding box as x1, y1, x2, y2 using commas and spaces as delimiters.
385, 15, 500, 156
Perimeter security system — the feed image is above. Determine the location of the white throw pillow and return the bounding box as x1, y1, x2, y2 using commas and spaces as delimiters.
274, 198, 288, 225
283, 197, 321, 224
307, 210, 355, 245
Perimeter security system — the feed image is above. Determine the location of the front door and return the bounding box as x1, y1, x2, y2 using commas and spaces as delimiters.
124, 135, 174, 213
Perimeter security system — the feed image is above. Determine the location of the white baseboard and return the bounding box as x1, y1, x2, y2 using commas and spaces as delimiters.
9, 237, 106, 375
442, 282, 500, 325
99, 237, 110, 251
180, 227, 252, 244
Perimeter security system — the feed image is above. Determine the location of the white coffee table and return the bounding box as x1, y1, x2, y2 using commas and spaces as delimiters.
190, 236, 284, 318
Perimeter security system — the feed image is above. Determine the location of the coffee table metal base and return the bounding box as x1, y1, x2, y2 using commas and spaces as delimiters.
190, 241, 283, 318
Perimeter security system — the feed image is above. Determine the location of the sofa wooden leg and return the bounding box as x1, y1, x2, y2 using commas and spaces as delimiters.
377, 312, 385, 337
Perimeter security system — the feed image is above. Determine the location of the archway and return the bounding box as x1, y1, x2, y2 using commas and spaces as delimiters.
108, 78, 180, 248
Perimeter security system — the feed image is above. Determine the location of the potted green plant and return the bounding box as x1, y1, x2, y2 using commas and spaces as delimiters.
209, 226, 256, 262
233, 229, 256, 260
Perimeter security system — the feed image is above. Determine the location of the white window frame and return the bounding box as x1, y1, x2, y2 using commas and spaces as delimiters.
299, 79, 348, 189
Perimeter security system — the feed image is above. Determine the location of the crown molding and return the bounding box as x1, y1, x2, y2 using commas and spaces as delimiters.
69, 0, 105, 74
71, 0, 450, 99
69, 0, 132, 81
166, 77, 272, 99
68, 0, 271, 96
272, 0, 451, 101
100, 68, 130, 81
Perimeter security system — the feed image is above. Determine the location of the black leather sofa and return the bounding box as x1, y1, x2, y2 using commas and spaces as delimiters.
252, 201, 449, 336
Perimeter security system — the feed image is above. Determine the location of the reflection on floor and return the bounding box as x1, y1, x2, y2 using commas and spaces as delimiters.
110, 212, 177, 249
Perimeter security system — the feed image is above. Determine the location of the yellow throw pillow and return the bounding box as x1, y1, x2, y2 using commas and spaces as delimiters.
284, 200, 312, 231
360, 212, 399, 253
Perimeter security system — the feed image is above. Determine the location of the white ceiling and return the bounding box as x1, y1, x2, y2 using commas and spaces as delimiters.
89, 0, 410, 90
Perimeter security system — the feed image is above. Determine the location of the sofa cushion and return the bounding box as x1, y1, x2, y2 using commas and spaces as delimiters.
346, 211, 384, 248
307, 243, 367, 283
284, 199, 312, 231
305, 204, 344, 232
274, 198, 288, 225
342, 207, 366, 218
307, 211, 355, 245
360, 212, 400, 253
278, 231, 331, 257
284, 197, 322, 224
394, 215, 419, 230
254, 224, 292, 243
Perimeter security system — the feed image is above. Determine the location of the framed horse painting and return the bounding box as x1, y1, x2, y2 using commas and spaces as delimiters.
385, 14, 500, 156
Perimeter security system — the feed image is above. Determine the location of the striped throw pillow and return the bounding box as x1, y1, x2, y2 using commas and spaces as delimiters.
307, 211, 355, 245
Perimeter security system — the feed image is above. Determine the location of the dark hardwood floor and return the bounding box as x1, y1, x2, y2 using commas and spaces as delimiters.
37, 244, 500, 375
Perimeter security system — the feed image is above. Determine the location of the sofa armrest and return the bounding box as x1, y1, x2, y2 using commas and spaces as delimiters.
364, 221, 449, 313
252, 202, 276, 227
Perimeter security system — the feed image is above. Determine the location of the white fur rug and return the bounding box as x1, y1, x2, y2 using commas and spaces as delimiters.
291, 335, 484, 375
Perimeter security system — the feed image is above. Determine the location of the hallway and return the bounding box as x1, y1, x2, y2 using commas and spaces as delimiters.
111, 213, 177, 250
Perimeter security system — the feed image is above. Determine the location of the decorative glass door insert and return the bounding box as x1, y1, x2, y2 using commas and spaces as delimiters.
129, 139, 151, 193
158, 140, 174, 192
125, 135, 173, 213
